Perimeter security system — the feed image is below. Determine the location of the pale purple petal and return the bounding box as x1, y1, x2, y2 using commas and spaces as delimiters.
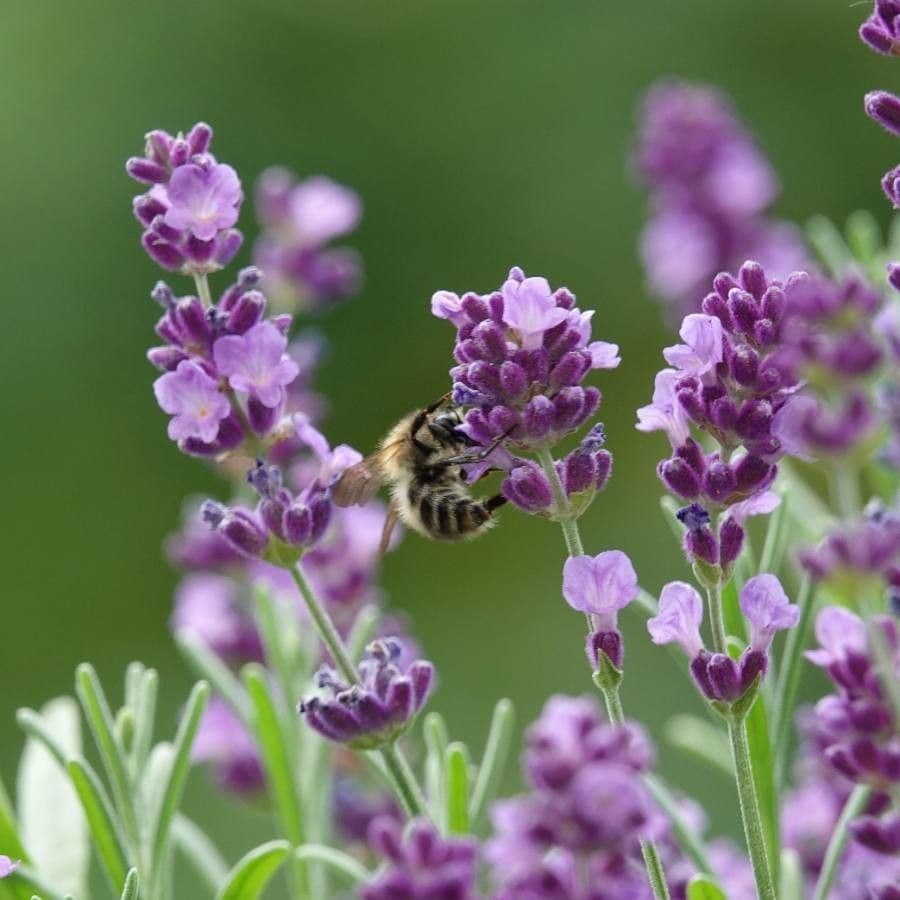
502, 276, 568, 349
430, 290, 468, 327
587, 341, 621, 369
662, 314, 724, 375
0, 856, 18, 878
806, 606, 867, 666
213, 322, 299, 408
288, 176, 362, 245
164, 163, 242, 241
293, 412, 331, 462
771, 394, 817, 461
562, 551, 638, 625
727, 490, 781, 524
636, 368, 691, 448
647, 581, 704, 657
739, 574, 799, 651
153, 360, 230, 443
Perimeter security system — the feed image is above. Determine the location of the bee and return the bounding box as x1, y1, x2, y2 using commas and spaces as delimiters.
332, 395, 508, 551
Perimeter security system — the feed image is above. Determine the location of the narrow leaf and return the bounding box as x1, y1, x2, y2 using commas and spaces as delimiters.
294, 845, 371, 883
779, 849, 804, 900
67, 757, 129, 891
759, 492, 788, 575
147, 681, 209, 895
469, 699, 515, 830
172, 814, 229, 891
686, 874, 726, 900
806, 215, 853, 277
75, 664, 140, 847
215, 840, 290, 900
120, 868, 138, 900
17, 698, 88, 898
423, 712, 450, 826
745, 692, 779, 886
243, 664, 309, 896
176, 635, 250, 723
444, 743, 470, 834
720, 579, 745, 643
130, 668, 158, 778
664, 715, 732, 778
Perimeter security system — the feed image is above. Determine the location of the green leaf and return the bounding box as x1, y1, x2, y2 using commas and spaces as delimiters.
75, 664, 140, 847
253, 586, 302, 718
176, 635, 250, 723
772, 576, 814, 791
130, 668, 158, 779
120, 868, 138, 900
444, 743, 470, 835
17, 699, 88, 898
468, 698, 515, 830
807, 215, 854, 277
423, 712, 450, 826
243, 666, 304, 845
215, 840, 290, 900
664, 715, 732, 778
293, 845, 371, 884
67, 757, 130, 891
779, 849, 804, 900
171, 814, 229, 892
759, 491, 789, 576
146, 681, 209, 897
846, 209, 881, 267
745, 690, 779, 887
686, 874, 726, 900
720, 579, 745, 643
346, 604, 380, 661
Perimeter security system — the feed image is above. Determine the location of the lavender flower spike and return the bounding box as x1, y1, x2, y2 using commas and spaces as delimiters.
300, 638, 434, 749
362, 817, 479, 900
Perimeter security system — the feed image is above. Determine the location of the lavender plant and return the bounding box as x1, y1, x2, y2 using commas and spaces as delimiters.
4, 8, 900, 900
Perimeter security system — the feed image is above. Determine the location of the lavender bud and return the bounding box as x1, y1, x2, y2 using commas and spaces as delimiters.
702, 461, 736, 502
226, 290, 266, 334
659, 457, 701, 499
502, 463, 553, 513
865, 90, 900, 137
719, 517, 745, 568
706, 652, 741, 701
587, 630, 623, 670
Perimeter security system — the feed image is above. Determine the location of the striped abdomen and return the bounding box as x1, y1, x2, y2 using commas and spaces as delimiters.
400, 480, 499, 541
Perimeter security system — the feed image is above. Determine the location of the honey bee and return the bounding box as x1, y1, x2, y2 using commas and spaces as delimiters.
332, 395, 508, 551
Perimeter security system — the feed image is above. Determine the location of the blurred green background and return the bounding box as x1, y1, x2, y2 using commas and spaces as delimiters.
1, 0, 893, 889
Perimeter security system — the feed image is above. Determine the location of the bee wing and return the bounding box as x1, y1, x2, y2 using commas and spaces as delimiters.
332, 457, 383, 507
379, 502, 401, 556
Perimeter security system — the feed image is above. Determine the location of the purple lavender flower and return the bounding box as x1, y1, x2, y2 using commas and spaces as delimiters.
805, 606, 900, 790
648, 576, 797, 703
861, 1, 900, 55
562, 550, 638, 669
866, 90, 900, 139
153, 361, 232, 444
434, 266, 619, 453
126, 123, 244, 274
254, 167, 362, 312
170, 572, 263, 661
488, 696, 663, 899
634, 81, 807, 317
300, 638, 433, 749
192, 696, 265, 793
0, 857, 18, 879
362, 817, 479, 900
213, 321, 300, 409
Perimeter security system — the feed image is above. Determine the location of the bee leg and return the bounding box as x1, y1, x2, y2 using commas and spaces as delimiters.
435, 428, 514, 468
378, 503, 401, 556
486, 494, 507, 513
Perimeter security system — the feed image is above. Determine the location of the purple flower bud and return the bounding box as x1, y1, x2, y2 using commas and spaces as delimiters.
865, 90, 900, 137
850, 813, 900, 855
560, 449, 597, 495
586, 629, 623, 669
706, 652, 742, 701
703, 460, 736, 502
594, 450, 612, 491
739, 649, 767, 692
730, 345, 760, 386
226, 290, 266, 334
202, 502, 268, 558
685, 525, 718, 566
659, 457, 701, 499
719, 517, 745, 568
733, 454, 773, 492
501, 461, 553, 513
522, 395, 555, 439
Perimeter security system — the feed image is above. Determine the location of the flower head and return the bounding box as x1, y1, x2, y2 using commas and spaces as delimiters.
362, 817, 479, 900
501, 275, 569, 350
164, 162, 241, 241
562, 551, 637, 624
647, 581, 705, 658
300, 639, 434, 749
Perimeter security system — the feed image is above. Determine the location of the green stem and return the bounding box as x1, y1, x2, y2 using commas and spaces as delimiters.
705, 582, 728, 654
380, 743, 429, 818
829, 465, 860, 521
811, 784, 872, 900
772, 576, 814, 791
537, 445, 669, 900
290, 564, 428, 819
728, 716, 776, 900
193, 272, 213, 308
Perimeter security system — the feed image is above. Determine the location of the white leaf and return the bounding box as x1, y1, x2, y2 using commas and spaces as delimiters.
17, 697, 89, 896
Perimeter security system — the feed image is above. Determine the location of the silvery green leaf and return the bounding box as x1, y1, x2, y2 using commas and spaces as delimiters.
17, 698, 88, 898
